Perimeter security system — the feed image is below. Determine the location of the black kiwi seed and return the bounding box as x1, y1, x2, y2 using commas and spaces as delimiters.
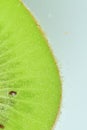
0, 124, 4, 129
9, 91, 17, 96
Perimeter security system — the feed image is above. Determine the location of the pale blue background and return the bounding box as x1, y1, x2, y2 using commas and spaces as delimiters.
23, 0, 87, 130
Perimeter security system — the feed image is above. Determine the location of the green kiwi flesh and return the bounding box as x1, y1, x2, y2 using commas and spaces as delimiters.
0, 0, 62, 130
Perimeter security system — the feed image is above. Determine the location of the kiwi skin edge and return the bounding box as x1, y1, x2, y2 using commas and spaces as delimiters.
21, 1, 62, 130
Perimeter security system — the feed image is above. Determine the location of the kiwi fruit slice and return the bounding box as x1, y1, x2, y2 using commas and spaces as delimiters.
0, 0, 62, 130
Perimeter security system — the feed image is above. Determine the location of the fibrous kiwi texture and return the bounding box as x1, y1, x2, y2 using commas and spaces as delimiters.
0, 0, 62, 130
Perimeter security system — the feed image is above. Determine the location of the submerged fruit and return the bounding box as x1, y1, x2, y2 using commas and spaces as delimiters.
0, 0, 62, 130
